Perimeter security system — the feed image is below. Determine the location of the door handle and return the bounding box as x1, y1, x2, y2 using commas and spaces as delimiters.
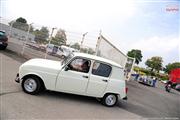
102, 79, 108, 82
82, 75, 88, 78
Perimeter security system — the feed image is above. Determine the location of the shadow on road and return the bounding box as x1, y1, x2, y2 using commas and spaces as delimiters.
38, 90, 102, 106
0, 49, 28, 63
117, 100, 156, 118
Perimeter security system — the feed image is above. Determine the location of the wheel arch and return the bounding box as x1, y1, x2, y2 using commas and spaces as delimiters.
103, 92, 120, 98
21, 73, 46, 90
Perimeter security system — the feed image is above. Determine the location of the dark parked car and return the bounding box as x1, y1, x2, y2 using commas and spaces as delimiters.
0, 31, 8, 50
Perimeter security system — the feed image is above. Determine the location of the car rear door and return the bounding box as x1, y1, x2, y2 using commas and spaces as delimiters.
86, 61, 112, 97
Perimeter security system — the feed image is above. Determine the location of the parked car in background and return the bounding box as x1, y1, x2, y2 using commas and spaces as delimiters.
46, 44, 79, 59
138, 76, 154, 87
46, 44, 55, 54
39, 44, 46, 52
15, 52, 127, 107
26, 41, 40, 50
0, 30, 8, 50
57, 45, 79, 58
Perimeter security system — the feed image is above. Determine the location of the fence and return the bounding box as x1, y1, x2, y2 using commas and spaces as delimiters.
0, 17, 134, 78
0, 17, 97, 61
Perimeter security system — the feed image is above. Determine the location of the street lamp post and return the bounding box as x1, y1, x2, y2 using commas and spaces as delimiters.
45, 27, 57, 59
80, 32, 88, 52
21, 23, 33, 55
95, 30, 102, 55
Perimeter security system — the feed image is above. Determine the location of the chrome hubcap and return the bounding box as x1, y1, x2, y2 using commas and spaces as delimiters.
24, 78, 37, 92
105, 95, 116, 106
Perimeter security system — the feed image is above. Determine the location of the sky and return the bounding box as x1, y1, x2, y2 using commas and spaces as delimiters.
0, 0, 180, 67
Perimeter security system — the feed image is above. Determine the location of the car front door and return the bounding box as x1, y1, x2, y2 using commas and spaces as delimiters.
56, 57, 91, 94
86, 61, 112, 97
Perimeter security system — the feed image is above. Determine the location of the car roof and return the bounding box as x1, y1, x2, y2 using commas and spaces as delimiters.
73, 52, 123, 69
0, 30, 5, 32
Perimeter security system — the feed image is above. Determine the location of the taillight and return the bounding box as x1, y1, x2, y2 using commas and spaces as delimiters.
125, 87, 128, 94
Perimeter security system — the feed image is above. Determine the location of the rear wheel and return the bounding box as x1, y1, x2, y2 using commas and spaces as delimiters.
102, 94, 118, 107
22, 76, 42, 95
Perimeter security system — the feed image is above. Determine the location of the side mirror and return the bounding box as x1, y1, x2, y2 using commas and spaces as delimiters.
64, 66, 69, 71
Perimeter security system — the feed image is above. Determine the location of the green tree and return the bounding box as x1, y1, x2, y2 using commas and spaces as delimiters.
16, 17, 27, 23
9, 17, 29, 31
70, 43, 95, 54
127, 49, 143, 64
81, 48, 88, 53
133, 66, 150, 75
145, 56, 163, 73
70, 43, 80, 50
164, 62, 180, 73
33, 27, 49, 43
51, 29, 67, 46
87, 48, 95, 55
29, 25, 34, 33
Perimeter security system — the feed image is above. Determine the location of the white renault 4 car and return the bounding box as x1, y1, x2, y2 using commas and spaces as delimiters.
15, 52, 127, 107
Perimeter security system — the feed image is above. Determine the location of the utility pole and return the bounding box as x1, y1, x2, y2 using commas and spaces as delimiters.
95, 30, 102, 55
8, 20, 15, 39
21, 23, 33, 55
80, 32, 88, 52
45, 27, 57, 59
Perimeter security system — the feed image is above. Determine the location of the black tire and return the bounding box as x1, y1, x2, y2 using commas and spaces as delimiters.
0, 46, 7, 50
101, 94, 118, 107
21, 76, 42, 95
165, 84, 171, 92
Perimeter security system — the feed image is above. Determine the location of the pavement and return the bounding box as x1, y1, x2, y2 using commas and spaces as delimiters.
0, 49, 180, 120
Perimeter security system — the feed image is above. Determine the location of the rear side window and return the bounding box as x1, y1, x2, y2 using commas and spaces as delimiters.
92, 61, 112, 77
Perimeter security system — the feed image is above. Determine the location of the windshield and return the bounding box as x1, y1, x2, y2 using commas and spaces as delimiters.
62, 53, 74, 65
0, 31, 5, 36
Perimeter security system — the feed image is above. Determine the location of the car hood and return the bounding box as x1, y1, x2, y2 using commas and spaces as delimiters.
21, 58, 62, 71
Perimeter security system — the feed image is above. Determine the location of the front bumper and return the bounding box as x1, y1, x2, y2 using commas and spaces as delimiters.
15, 73, 20, 83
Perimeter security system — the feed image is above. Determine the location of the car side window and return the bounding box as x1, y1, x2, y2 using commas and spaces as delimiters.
68, 58, 91, 73
92, 61, 112, 77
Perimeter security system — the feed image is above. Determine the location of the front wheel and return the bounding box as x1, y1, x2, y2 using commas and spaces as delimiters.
165, 84, 171, 92
22, 76, 42, 95
102, 94, 118, 107
0, 46, 7, 50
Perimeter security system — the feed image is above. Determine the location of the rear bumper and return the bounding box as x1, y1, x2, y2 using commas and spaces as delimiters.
122, 96, 128, 100
15, 73, 20, 83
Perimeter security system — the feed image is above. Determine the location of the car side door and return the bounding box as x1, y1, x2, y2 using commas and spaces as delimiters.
56, 57, 91, 94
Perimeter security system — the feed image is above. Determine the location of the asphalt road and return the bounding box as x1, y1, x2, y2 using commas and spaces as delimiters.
0, 50, 180, 120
